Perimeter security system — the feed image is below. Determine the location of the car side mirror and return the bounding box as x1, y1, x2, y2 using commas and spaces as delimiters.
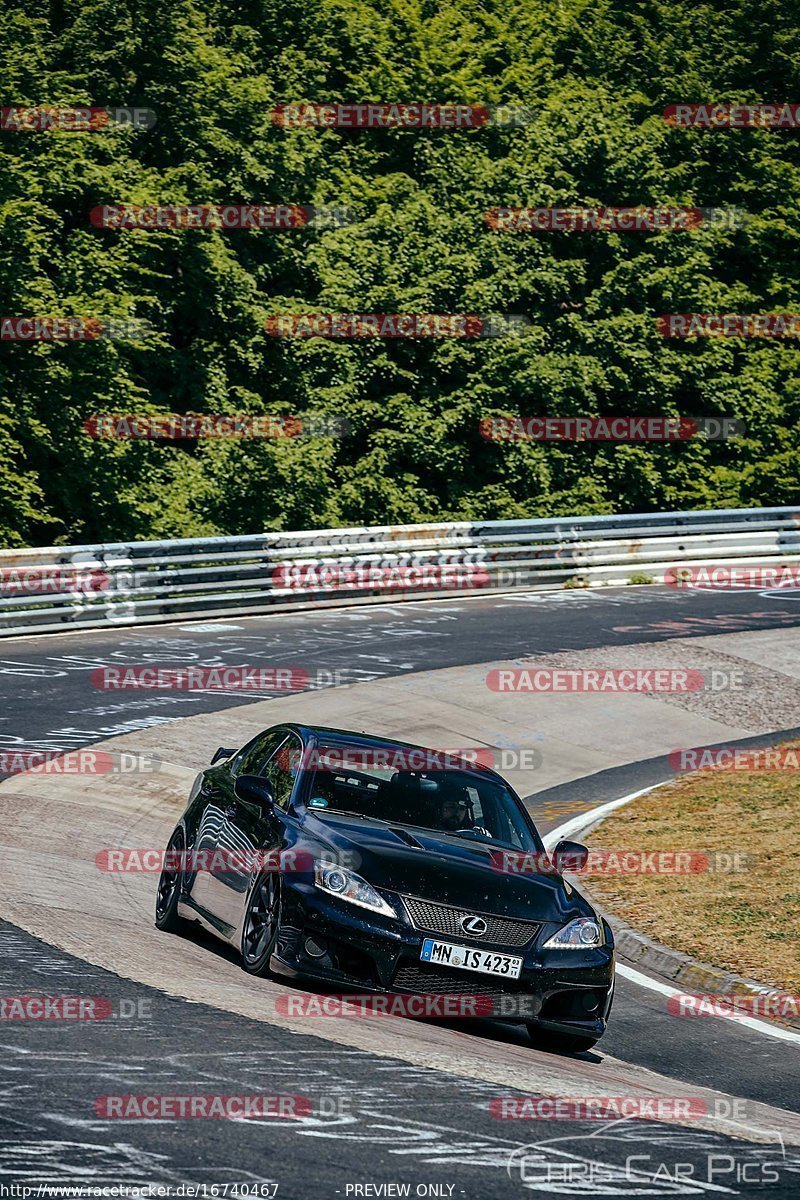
553, 839, 589, 873
234, 774, 276, 812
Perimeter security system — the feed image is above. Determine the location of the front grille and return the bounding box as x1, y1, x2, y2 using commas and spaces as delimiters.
392, 964, 520, 997
401, 895, 539, 949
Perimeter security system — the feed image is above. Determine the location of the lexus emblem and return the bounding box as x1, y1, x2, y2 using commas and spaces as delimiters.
460, 914, 488, 937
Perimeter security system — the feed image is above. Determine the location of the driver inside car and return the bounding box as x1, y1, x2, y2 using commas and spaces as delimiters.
438, 786, 491, 836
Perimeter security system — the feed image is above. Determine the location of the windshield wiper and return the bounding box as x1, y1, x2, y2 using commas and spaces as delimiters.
449, 829, 494, 844
390, 827, 424, 849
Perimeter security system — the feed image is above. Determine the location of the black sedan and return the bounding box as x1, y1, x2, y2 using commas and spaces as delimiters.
155, 723, 614, 1052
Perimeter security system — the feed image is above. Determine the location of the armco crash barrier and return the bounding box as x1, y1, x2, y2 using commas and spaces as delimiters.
0, 506, 798, 636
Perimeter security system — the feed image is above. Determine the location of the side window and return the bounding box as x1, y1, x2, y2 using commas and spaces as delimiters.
230, 729, 287, 778
262, 732, 302, 810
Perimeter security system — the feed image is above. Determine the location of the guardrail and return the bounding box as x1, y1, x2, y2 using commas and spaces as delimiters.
0, 506, 798, 636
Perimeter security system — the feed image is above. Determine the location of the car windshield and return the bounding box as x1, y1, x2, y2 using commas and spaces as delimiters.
302, 744, 541, 852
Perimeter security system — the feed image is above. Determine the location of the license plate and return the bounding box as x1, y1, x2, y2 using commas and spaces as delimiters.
420, 938, 523, 979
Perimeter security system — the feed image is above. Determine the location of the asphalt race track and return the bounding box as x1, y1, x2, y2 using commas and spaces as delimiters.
2, 585, 800, 1198
4, 585, 800, 756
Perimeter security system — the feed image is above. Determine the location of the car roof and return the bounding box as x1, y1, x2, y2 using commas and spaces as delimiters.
278, 722, 505, 784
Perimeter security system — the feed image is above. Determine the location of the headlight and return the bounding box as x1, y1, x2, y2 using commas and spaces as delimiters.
543, 917, 604, 949
314, 863, 397, 918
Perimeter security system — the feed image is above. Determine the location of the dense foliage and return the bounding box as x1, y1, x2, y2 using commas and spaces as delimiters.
1, 0, 799, 546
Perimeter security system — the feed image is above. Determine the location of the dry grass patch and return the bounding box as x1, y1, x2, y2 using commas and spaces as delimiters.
585, 744, 800, 992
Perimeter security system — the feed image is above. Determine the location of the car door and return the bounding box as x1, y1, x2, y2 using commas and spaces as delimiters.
186, 762, 235, 917
195, 728, 290, 928
212, 729, 303, 930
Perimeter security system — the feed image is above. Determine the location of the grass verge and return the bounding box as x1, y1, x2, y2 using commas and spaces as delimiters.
584, 745, 799, 992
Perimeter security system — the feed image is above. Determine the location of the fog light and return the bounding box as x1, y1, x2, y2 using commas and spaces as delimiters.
304, 937, 327, 959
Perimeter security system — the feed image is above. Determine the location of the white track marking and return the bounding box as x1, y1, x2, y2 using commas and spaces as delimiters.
615, 962, 800, 1044
541, 784, 670, 848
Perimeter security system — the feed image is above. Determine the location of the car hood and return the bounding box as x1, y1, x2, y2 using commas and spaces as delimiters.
303, 813, 592, 923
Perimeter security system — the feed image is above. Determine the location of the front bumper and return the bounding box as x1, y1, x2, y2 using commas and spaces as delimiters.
272, 882, 615, 1039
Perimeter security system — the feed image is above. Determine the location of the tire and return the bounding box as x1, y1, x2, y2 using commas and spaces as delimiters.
155, 826, 189, 933
526, 1025, 599, 1054
241, 870, 281, 976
